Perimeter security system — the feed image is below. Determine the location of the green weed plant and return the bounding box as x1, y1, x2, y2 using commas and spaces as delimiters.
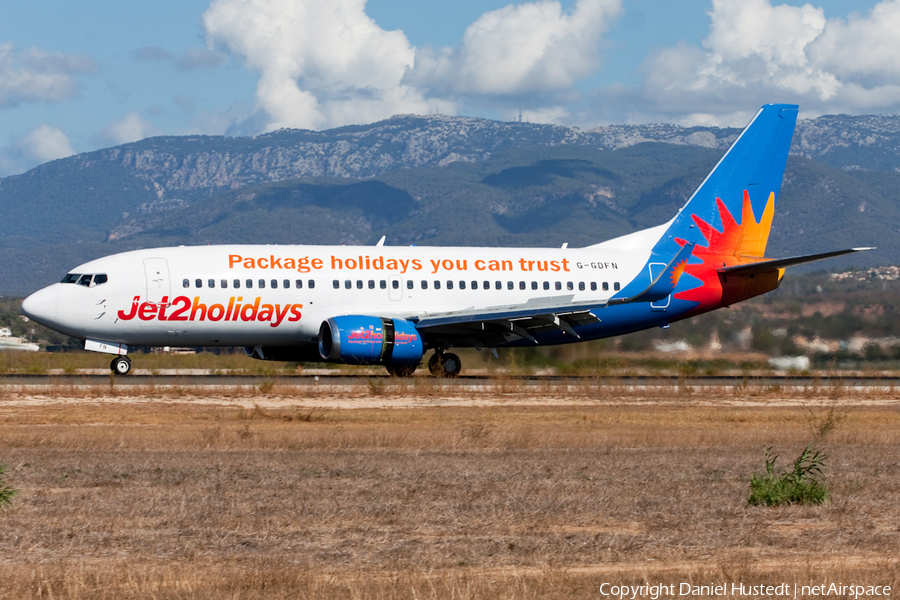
0, 465, 17, 507
749, 445, 829, 506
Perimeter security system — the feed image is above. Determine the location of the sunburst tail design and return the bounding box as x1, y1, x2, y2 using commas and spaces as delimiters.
610, 104, 798, 315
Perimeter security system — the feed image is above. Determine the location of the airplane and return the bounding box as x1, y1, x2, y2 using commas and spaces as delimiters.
21, 104, 870, 377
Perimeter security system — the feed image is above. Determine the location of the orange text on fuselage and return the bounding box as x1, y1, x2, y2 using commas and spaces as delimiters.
227, 254, 571, 275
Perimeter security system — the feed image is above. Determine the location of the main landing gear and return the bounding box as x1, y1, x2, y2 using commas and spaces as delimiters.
110, 355, 132, 376
428, 350, 461, 378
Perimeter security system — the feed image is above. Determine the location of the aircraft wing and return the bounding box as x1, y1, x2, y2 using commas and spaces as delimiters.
414, 296, 606, 345
718, 247, 875, 277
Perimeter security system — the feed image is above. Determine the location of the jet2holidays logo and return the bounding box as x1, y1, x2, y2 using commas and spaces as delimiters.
117, 296, 302, 328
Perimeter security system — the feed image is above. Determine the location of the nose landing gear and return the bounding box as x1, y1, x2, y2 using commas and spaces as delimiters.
110, 355, 132, 376
428, 350, 461, 378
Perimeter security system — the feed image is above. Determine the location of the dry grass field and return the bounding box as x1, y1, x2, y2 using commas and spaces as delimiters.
1, 379, 899, 599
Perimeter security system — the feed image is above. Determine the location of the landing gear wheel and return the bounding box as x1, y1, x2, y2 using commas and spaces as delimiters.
110, 356, 131, 376
386, 363, 417, 378
428, 351, 461, 378
428, 352, 441, 375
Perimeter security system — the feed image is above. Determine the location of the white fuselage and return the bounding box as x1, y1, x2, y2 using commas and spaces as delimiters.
23, 244, 651, 349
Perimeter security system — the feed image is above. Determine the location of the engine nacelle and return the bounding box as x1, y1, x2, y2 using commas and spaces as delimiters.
318, 316, 424, 366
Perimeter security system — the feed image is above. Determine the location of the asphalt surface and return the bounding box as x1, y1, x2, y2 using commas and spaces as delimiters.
0, 373, 897, 387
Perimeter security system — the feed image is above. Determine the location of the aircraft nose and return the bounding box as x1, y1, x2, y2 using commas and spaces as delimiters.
22, 286, 58, 326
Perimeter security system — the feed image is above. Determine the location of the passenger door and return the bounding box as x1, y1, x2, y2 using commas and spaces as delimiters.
144, 258, 170, 304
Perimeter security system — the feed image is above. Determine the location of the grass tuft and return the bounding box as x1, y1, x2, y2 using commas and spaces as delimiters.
748, 444, 829, 506
0, 464, 17, 507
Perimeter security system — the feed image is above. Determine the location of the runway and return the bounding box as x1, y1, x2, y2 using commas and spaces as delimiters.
0, 371, 897, 387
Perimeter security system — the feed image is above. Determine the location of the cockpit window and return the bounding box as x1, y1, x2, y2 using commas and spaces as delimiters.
63, 273, 108, 287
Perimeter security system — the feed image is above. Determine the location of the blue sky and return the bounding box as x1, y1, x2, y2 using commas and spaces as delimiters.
0, 0, 892, 176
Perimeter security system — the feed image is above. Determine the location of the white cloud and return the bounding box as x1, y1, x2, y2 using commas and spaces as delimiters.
612, 0, 900, 125
133, 46, 176, 62
0, 125, 75, 177
202, 0, 622, 132
203, 0, 431, 131
94, 112, 159, 147
809, 1, 900, 86
133, 45, 225, 70
18, 125, 75, 163
0, 42, 96, 110
176, 47, 225, 70
408, 0, 622, 97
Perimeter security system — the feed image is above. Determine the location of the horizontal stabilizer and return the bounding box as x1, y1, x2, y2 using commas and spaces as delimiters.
717, 247, 875, 277
609, 242, 696, 305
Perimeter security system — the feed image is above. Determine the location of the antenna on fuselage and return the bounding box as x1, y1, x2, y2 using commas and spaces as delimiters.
376, 236, 386, 247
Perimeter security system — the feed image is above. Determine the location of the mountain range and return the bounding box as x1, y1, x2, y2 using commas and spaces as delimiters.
1, 112, 899, 295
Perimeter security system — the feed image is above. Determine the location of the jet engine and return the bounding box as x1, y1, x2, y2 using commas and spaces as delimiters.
318, 316, 424, 367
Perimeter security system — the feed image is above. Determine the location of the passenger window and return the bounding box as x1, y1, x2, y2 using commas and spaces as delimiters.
519, 281, 525, 290
591, 282, 597, 291
555, 282, 562, 291
308, 280, 315, 289
246, 279, 253, 289
234, 279, 241, 289
421, 280, 428, 290
380, 280, 387, 289
391, 280, 398, 290
483, 281, 490, 290
368, 280, 375, 289
356, 280, 363, 289
221, 279, 228, 289
296, 280, 303, 289
407, 280, 413, 289
447, 281, 453, 290
333, 280, 340, 289
208, 279, 216, 288
603, 282, 609, 291
578, 282, 585, 291
94, 274, 108, 285
258, 279, 265, 289
434, 281, 441, 290
183, 279, 190, 288
567, 282, 574, 291
459, 281, 466, 290
531, 281, 538, 290
507, 281, 513, 290
271, 279, 278, 289
345, 280, 352, 289
543, 282, 550, 291
614, 282, 621, 291
61, 273, 81, 284
471, 281, 478, 290
196, 279, 203, 288
495, 281, 502, 290
284, 279, 290, 289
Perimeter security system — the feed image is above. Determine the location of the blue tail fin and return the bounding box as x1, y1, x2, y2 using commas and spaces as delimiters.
653, 104, 798, 258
